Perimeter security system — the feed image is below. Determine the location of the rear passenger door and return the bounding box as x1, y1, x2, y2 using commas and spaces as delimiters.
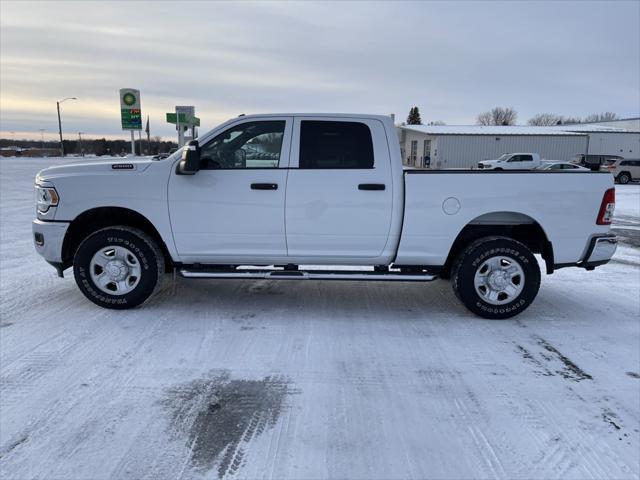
285, 117, 394, 262
508, 154, 533, 169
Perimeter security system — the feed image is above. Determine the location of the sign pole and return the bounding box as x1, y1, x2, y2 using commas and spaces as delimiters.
130, 130, 135, 155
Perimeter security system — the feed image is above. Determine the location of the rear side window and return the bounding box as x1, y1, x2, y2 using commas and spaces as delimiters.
299, 121, 374, 169
621, 161, 630, 166
520, 155, 533, 162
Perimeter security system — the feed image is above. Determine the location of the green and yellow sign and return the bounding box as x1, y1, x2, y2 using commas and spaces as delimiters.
119, 88, 142, 130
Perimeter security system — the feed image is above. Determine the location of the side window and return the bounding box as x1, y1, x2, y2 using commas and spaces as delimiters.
299, 121, 374, 169
521, 155, 533, 162
200, 121, 285, 169
508, 155, 521, 162
620, 161, 630, 166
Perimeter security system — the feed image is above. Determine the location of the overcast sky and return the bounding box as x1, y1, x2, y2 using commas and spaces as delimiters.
1, 0, 638, 141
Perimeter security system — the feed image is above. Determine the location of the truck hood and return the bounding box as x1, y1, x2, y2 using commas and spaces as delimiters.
36, 158, 154, 183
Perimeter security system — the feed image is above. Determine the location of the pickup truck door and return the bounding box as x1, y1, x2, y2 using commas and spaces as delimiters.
508, 154, 534, 169
168, 117, 293, 262
285, 117, 394, 262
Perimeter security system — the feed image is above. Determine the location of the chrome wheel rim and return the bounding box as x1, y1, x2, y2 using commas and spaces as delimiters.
473, 255, 525, 305
90, 245, 141, 295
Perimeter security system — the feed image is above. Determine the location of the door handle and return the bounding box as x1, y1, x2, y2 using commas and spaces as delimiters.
251, 183, 278, 190
358, 183, 386, 191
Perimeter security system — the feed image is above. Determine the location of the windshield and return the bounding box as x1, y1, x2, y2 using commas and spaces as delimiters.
497, 154, 511, 161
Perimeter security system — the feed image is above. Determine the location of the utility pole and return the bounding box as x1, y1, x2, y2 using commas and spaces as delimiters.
78, 132, 84, 156
57, 97, 77, 156
38, 129, 46, 149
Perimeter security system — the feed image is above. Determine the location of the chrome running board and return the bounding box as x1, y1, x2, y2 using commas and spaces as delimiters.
180, 268, 437, 282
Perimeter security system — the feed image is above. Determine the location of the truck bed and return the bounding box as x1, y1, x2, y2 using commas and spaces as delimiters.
396, 169, 613, 267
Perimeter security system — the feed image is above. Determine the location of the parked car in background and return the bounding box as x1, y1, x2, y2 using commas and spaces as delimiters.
572, 154, 623, 170
537, 162, 590, 171
605, 158, 640, 184
477, 153, 543, 170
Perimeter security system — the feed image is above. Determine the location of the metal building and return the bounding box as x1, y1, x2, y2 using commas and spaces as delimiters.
397, 125, 589, 169
547, 123, 640, 158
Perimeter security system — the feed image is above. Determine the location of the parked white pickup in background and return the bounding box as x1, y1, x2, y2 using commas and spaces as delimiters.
477, 153, 543, 170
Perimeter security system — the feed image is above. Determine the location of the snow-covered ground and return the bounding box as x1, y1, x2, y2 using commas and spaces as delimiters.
1, 157, 639, 479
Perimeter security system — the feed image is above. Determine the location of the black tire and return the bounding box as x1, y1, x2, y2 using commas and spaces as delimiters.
494, 168, 503, 171
451, 236, 540, 319
73, 226, 164, 309
617, 172, 631, 184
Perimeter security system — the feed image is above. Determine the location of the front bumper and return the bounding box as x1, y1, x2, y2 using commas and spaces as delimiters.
32, 219, 70, 275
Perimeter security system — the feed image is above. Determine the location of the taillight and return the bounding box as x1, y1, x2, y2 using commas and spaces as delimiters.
596, 188, 615, 225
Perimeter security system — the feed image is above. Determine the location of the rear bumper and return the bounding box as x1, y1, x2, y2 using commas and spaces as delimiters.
32, 219, 69, 275
581, 234, 617, 269
555, 234, 617, 271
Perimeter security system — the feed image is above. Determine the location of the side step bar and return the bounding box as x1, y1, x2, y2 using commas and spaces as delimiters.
180, 268, 437, 282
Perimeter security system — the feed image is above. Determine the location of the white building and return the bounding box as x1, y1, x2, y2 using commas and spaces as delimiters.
397, 122, 639, 169
548, 121, 640, 158
565, 117, 640, 131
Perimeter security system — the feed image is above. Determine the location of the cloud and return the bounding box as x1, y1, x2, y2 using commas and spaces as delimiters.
1, 1, 638, 140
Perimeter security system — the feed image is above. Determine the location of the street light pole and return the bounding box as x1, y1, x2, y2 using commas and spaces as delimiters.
57, 97, 77, 156
78, 132, 84, 157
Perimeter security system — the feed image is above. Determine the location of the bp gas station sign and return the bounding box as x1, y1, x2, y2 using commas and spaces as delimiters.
119, 88, 142, 130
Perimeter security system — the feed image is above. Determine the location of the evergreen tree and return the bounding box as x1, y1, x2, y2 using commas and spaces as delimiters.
407, 107, 423, 125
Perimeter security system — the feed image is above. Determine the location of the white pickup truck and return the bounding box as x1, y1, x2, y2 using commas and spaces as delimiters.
477, 153, 543, 170
33, 114, 617, 319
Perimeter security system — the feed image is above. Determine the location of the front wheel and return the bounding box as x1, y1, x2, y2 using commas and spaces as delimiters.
617, 172, 631, 184
451, 236, 540, 319
73, 226, 164, 309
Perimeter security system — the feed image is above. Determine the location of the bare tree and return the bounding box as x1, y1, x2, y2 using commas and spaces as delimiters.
477, 111, 493, 126
583, 112, 619, 123
558, 116, 582, 125
476, 106, 518, 126
527, 113, 564, 126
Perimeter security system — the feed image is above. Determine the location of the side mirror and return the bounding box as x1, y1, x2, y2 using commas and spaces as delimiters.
176, 140, 200, 175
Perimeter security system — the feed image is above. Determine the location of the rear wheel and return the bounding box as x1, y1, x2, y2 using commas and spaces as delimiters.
452, 236, 540, 319
73, 226, 164, 309
617, 172, 631, 184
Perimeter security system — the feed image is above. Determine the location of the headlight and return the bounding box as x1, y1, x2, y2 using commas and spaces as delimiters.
35, 185, 59, 213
